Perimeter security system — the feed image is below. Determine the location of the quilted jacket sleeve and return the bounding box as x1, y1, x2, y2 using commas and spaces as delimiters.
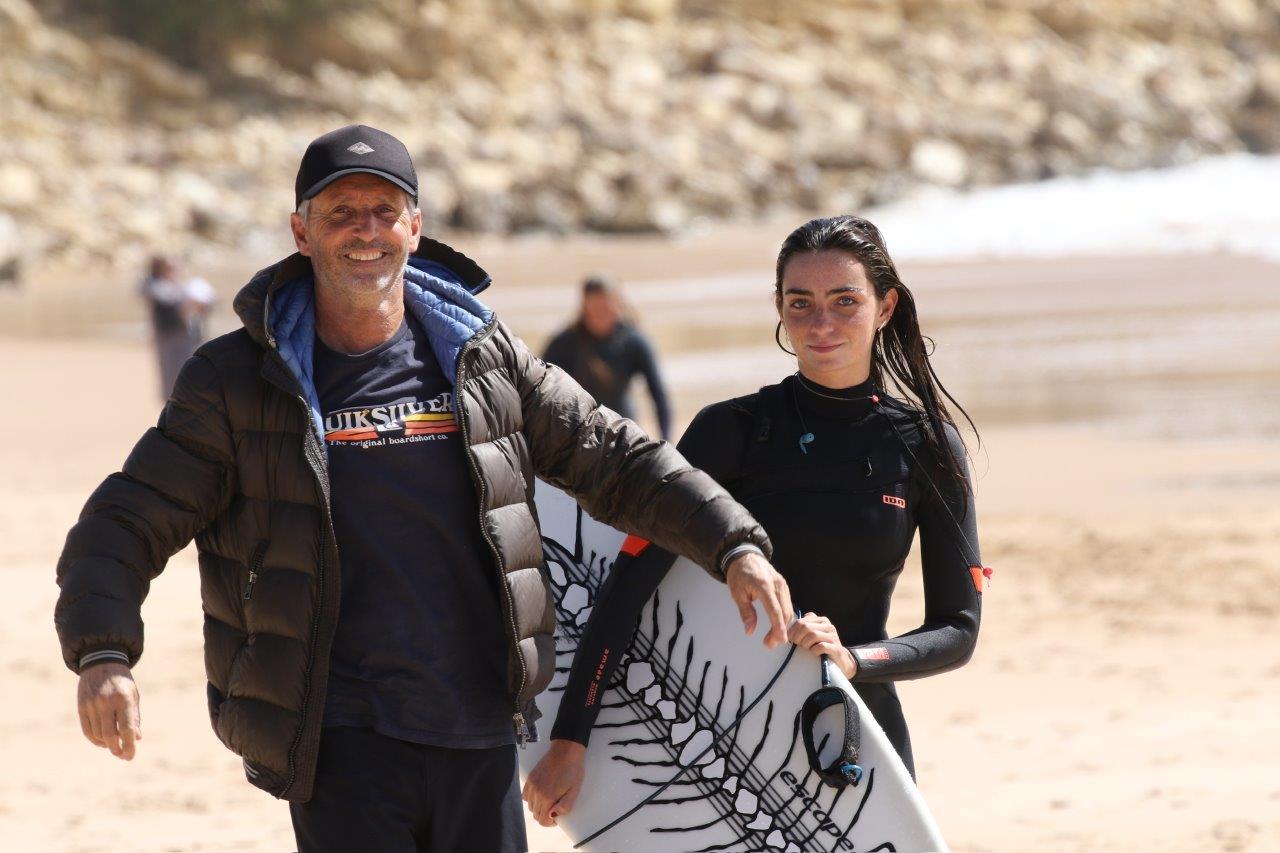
55, 353, 237, 672
504, 324, 770, 577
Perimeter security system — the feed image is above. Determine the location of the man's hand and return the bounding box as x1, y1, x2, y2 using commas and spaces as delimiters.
77, 662, 141, 761
787, 612, 858, 678
522, 739, 587, 827
725, 552, 793, 650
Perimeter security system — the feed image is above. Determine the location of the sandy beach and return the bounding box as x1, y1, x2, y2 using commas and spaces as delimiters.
2, 237, 1278, 851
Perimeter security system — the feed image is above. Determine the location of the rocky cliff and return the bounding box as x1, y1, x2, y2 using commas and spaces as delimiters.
2, 0, 1278, 276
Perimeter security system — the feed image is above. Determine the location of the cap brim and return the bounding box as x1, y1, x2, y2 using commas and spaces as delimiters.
300, 168, 417, 203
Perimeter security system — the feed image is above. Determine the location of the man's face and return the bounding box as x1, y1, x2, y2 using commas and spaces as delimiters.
290, 173, 421, 298
582, 291, 620, 337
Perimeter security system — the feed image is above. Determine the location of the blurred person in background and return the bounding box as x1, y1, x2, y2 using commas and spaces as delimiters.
139, 254, 216, 398
525, 215, 988, 827
543, 276, 673, 440
54, 124, 792, 853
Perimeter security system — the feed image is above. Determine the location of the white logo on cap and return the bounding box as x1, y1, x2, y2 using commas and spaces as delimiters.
347, 142, 374, 155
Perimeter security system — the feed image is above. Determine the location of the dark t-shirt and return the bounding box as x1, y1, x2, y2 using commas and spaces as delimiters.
315, 315, 515, 748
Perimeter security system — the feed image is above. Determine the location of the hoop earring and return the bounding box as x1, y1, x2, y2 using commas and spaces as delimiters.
775, 321, 795, 356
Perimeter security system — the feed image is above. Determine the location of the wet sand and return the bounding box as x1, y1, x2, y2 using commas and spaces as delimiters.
2, 245, 1278, 851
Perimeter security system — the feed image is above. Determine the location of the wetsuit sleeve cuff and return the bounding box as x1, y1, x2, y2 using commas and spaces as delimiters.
845, 643, 898, 681
718, 543, 765, 576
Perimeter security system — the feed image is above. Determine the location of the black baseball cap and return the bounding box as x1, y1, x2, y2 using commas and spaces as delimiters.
294, 124, 418, 208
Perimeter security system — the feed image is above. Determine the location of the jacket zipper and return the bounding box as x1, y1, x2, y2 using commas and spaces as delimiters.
264, 328, 339, 796
453, 322, 531, 747
243, 540, 268, 600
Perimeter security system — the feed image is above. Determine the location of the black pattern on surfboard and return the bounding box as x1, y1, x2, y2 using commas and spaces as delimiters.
541, 504, 896, 851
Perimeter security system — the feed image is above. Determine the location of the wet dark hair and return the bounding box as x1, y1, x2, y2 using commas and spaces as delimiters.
774, 215, 978, 496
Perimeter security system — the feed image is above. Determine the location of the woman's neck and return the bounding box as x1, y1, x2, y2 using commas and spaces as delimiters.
796, 366, 873, 393
790, 372, 877, 422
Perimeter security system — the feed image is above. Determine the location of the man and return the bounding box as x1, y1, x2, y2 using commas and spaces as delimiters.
139, 254, 216, 399
543, 276, 673, 439
55, 125, 792, 853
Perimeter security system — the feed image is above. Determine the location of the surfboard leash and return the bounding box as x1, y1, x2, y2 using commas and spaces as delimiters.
800, 657, 864, 789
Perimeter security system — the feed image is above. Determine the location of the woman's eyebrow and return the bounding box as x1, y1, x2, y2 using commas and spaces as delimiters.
783, 285, 863, 295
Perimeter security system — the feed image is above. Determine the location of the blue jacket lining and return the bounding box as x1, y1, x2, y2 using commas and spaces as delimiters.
268, 260, 495, 449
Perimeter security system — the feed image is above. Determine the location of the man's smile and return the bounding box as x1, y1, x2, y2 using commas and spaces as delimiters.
343, 250, 389, 262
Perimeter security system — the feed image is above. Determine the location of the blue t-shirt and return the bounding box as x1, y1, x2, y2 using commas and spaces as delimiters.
315, 315, 515, 747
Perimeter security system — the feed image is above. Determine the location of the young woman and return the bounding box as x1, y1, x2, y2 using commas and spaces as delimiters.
523, 215, 987, 827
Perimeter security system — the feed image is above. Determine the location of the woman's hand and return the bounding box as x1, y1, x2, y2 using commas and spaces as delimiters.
522, 739, 587, 827
787, 612, 858, 679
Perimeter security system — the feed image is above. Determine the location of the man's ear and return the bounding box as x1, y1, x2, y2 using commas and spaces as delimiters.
290, 212, 311, 257
407, 207, 422, 252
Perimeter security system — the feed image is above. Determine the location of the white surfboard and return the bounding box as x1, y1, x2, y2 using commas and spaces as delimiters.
523, 481, 949, 852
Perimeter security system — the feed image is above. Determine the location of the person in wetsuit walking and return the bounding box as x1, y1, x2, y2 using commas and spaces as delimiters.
543, 277, 673, 440
523, 215, 987, 826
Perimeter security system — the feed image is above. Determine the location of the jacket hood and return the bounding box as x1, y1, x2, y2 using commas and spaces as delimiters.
231, 236, 495, 448
232, 236, 493, 350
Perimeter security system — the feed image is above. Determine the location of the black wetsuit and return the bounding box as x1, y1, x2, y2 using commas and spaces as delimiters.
543, 322, 673, 439
549, 374, 984, 776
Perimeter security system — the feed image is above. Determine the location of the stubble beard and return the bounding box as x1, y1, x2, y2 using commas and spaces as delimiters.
312, 240, 408, 308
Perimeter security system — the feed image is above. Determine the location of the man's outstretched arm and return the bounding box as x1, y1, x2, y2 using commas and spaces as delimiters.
56, 352, 236, 759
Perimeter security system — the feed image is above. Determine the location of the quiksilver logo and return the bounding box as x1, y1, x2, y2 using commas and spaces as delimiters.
347, 142, 374, 154
323, 392, 456, 444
